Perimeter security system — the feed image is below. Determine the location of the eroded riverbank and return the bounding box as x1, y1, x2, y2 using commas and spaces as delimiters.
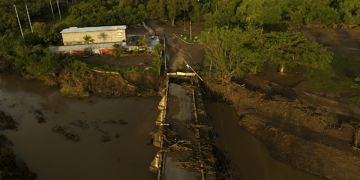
203, 78, 360, 180
0, 74, 160, 180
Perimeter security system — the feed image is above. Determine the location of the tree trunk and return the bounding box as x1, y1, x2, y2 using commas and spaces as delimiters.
171, 19, 175, 26
280, 62, 285, 73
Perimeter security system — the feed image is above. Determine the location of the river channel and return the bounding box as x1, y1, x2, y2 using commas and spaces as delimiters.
0, 74, 328, 180
204, 101, 327, 180
0, 75, 159, 180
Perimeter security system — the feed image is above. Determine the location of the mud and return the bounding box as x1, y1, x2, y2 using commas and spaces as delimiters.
203, 78, 360, 180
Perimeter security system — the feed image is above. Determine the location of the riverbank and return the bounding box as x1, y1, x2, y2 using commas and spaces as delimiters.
0, 58, 167, 99
203, 78, 360, 180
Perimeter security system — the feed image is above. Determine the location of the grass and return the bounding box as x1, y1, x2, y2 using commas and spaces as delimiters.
173, 33, 199, 44
304, 54, 360, 93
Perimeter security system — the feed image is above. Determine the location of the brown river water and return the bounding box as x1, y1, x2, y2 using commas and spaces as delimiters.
0, 75, 159, 180
0, 74, 327, 180
204, 101, 327, 180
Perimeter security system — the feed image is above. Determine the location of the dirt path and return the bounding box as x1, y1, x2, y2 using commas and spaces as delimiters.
291, 28, 360, 56
145, 19, 205, 72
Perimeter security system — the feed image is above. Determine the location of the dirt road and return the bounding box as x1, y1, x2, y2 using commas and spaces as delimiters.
145, 19, 205, 72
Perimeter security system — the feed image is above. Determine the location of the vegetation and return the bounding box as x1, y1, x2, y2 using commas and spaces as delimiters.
112, 43, 126, 56
199, 25, 333, 81
137, 37, 148, 46
265, 31, 333, 75
151, 56, 164, 76
154, 43, 164, 53
174, 33, 198, 43
133, 48, 140, 56
303, 54, 360, 92
83, 35, 94, 48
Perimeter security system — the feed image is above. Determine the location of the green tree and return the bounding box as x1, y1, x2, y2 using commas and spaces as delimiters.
33, 22, 50, 43
154, 43, 164, 53
151, 55, 163, 76
83, 35, 94, 49
265, 31, 333, 76
199, 25, 271, 80
137, 37, 148, 46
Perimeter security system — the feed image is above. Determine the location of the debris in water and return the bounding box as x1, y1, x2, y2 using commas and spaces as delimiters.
104, 119, 118, 124
34, 110, 43, 116
120, 119, 128, 125
89, 100, 94, 103
70, 120, 89, 129
102, 135, 111, 142
115, 133, 120, 138
82, 112, 86, 114
52, 125, 80, 141
0, 111, 17, 130
36, 116, 46, 123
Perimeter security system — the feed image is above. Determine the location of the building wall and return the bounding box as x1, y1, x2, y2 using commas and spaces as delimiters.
62, 30, 126, 45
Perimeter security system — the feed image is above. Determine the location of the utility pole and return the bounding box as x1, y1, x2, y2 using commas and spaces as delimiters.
14, 5, 24, 39
25, 5, 33, 33
184, 9, 185, 31
56, 0, 62, 20
50, 0, 55, 20
190, 21, 191, 41
164, 37, 166, 69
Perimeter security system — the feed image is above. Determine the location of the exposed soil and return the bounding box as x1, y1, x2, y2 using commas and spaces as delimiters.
203, 78, 360, 180
81, 53, 158, 69
145, 19, 206, 72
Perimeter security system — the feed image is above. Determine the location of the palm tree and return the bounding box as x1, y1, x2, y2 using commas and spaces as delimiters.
137, 37, 148, 47
83, 35, 94, 49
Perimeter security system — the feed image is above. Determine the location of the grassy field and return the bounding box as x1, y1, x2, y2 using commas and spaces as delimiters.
173, 33, 199, 44
304, 54, 360, 93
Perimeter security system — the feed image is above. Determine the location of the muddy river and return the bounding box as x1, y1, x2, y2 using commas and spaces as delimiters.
0, 74, 329, 180
205, 101, 327, 180
0, 75, 159, 180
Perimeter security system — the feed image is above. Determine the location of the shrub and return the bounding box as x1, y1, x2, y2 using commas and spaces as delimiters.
154, 43, 164, 53
133, 48, 140, 56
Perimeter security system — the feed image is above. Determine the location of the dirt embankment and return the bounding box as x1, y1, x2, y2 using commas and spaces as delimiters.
0, 60, 167, 98
78, 71, 166, 98
203, 78, 360, 180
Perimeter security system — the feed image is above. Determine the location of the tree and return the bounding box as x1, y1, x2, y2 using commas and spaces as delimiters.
265, 31, 333, 75
154, 43, 164, 53
83, 35, 94, 49
137, 37, 148, 46
199, 25, 271, 80
33, 22, 50, 43
151, 55, 163, 76
147, 0, 183, 26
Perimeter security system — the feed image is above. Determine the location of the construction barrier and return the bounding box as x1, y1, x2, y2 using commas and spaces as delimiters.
72, 50, 84, 54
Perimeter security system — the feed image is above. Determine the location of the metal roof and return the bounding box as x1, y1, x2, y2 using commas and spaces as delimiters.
60, 25, 127, 33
